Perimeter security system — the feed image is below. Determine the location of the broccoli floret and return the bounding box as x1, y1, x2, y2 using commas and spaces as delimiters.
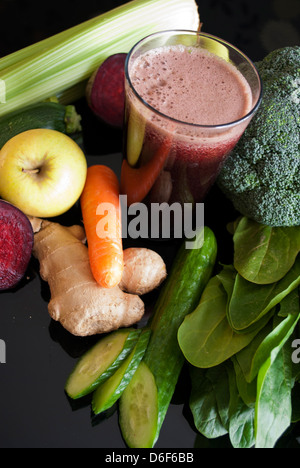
218, 46, 300, 227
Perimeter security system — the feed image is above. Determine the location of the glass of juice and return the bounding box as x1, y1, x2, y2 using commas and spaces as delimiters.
121, 30, 262, 213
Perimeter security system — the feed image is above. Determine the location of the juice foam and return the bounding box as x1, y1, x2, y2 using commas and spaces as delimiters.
130, 45, 253, 126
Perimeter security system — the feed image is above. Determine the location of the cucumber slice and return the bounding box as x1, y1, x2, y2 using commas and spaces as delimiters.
92, 329, 151, 415
119, 361, 158, 448
65, 328, 141, 400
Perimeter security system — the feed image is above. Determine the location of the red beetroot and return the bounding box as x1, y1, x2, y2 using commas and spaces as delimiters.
86, 53, 127, 128
0, 200, 34, 291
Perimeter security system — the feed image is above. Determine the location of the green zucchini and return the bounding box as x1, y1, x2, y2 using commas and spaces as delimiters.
0, 101, 82, 149
65, 328, 141, 400
119, 227, 218, 448
92, 329, 151, 415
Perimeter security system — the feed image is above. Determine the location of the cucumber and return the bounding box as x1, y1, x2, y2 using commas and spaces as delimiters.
0, 101, 82, 149
92, 329, 151, 415
119, 227, 218, 448
65, 328, 141, 400
119, 361, 158, 448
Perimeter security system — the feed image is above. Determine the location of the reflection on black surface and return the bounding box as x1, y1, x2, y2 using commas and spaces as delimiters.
275, 423, 300, 448
91, 404, 118, 427
49, 320, 101, 359
65, 390, 93, 412
194, 432, 233, 448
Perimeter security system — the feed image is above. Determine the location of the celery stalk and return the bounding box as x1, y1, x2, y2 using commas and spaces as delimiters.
0, 0, 200, 117
0, 80, 6, 103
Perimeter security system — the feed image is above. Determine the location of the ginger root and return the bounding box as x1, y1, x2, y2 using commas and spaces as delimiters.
29, 217, 166, 337
119, 248, 167, 295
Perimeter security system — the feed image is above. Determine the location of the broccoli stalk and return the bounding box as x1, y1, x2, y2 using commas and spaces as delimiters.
218, 46, 300, 227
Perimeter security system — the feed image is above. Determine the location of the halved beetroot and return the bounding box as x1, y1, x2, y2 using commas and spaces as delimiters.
86, 53, 127, 128
0, 200, 34, 291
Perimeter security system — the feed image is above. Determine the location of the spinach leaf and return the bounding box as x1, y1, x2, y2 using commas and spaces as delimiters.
255, 343, 293, 448
235, 303, 300, 383
233, 217, 300, 285
178, 274, 264, 368
229, 398, 255, 449
232, 356, 257, 407
279, 286, 300, 317
228, 257, 300, 333
227, 362, 255, 448
190, 361, 256, 447
234, 320, 274, 382
189, 365, 230, 439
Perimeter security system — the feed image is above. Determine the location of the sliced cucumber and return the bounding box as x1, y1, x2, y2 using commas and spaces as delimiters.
92, 329, 151, 415
119, 361, 158, 448
65, 328, 141, 400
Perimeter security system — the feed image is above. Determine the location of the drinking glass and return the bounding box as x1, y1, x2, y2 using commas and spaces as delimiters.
121, 30, 262, 210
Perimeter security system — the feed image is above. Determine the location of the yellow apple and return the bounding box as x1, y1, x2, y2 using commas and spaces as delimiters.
0, 129, 87, 218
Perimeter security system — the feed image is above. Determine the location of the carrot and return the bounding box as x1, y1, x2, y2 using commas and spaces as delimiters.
80, 165, 124, 289
120, 134, 173, 206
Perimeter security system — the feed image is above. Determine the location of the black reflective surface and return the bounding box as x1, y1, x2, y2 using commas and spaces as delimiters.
0, 152, 199, 449
0, 0, 299, 449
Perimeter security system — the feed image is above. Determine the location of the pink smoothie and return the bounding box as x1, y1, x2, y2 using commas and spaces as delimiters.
124, 44, 254, 204
130, 45, 252, 127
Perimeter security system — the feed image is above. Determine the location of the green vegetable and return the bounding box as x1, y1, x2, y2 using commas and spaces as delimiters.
228, 258, 300, 333
189, 297, 300, 448
233, 217, 300, 284
232, 356, 257, 408
178, 270, 267, 368
189, 364, 230, 440
119, 227, 218, 448
65, 328, 141, 400
190, 361, 256, 449
226, 362, 256, 449
236, 295, 300, 383
0, 0, 199, 115
91, 329, 151, 415
218, 46, 300, 227
119, 361, 158, 448
255, 340, 294, 448
184, 216, 300, 448
0, 102, 82, 149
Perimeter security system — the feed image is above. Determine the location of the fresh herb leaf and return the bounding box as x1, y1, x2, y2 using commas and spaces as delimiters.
178, 274, 263, 368
228, 257, 300, 333
255, 343, 293, 448
233, 217, 300, 285
189, 365, 230, 439
227, 362, 255, 448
